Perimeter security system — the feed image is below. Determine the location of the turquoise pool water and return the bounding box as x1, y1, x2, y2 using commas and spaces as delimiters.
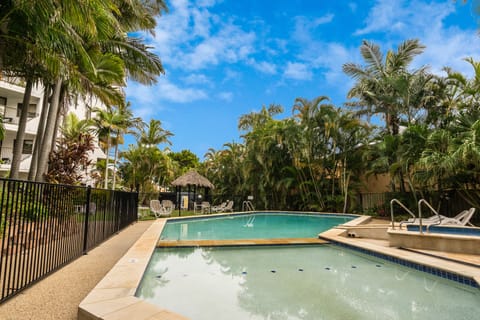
160, 213, 354, 240
136, 245, 480, 320
407, 224, 480, 236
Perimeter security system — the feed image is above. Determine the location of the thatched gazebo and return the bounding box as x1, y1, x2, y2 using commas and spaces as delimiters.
171, 170, 214, 215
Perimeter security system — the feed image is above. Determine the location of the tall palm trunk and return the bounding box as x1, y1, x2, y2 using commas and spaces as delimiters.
104, 131, 111, 189
28, 84, 51, 180
112, 132, 119, 190
50, 87, 65, 149
35, 78, 62, 182
10, 79, 33, 180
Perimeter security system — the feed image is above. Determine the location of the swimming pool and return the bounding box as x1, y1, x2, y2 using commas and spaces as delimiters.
160, 212, 355, 240
136, 245, 480, 320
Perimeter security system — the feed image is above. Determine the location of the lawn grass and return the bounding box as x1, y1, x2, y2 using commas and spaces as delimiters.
137, 208, 208, 221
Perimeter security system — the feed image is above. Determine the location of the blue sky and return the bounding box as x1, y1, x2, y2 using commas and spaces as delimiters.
125, 0, 480, 159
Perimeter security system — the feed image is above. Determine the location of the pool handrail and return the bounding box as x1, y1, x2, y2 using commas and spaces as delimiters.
242, 200, 255, 211
390, 198, 416, 229
418, 199, 442, 234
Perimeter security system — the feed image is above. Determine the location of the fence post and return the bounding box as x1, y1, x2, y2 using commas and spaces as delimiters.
82, 186, 91, 254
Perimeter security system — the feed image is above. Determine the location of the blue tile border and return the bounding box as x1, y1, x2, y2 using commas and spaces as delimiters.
324, 238, 480, 289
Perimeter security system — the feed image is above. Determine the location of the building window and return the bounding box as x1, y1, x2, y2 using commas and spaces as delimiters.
0, 97, 6, 117
16, 103, 37, 118
13, 139, 34, 155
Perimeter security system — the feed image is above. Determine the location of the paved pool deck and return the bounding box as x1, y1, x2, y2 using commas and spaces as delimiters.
0, 220, 154, 320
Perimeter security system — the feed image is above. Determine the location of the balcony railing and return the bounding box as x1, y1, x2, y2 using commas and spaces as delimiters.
0, 147, 32, 167
2, 106, 39, 126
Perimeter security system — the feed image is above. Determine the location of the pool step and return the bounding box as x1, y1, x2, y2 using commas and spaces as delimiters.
157, 238, 330, 247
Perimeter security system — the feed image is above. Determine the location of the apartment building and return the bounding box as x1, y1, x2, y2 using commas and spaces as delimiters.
0, 79, 106, 183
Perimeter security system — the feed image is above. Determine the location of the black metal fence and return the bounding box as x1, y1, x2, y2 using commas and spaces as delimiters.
360, 190, 480, 224
0, 178, 138, 303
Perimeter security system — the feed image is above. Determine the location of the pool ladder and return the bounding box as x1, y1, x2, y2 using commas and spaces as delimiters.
390, 198, 441, 234
244, 215, 255, 227
242, 200, 255, 212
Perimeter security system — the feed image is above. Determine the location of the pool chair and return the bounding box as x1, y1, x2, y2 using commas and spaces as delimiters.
194, 201, 211, 214
223, 200, 234, 212
161, 200, 175, 212
150, 200, 172, 218
438, 207, 476, 226
211, 202, 227, 213
400, 207, 476, 228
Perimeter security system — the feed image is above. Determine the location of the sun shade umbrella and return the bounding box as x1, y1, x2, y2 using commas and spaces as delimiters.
171, 170, 214, 215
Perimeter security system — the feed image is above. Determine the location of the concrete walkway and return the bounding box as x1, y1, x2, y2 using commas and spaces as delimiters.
0, 220, 154, 320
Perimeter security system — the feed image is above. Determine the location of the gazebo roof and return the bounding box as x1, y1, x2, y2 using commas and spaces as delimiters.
171, 170, 214, 189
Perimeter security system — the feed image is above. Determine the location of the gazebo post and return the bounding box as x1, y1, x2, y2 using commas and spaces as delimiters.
177, 186, 181, 216
193, 185, 197, 211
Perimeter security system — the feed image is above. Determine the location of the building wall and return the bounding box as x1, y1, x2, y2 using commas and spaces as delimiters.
359, 173, 391, 193
0, 79, 106, 183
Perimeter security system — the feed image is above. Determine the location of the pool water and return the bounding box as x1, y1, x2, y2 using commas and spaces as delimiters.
160, 213, 354, 240
136, 245, 479, 320
407, 224, 480, 236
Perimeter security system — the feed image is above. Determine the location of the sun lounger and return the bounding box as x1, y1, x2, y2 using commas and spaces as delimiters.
150, 200, 172, 218
194, 201, 211, 214
211, 202, 227, 213
401, 207, 476, 228
223, 200, 234, 212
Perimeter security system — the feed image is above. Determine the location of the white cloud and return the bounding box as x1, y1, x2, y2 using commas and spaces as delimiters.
222, 69, 241, 83
292, 14, 334, 43
157, 79, 208, 103
249, 59, 277, 75
355, 0, 454, 36
126, 78, 207, 105
217, 91, 233, 102
283, 62, 312, 80
183, 74, 213, 86
182, 25, 256, 70
355, 0, 480, 77
134, 106, 157, 119
195, 0, 220, 7
125, 82, 158, 105
150, 1, 256, 71
314, 13, 334, 26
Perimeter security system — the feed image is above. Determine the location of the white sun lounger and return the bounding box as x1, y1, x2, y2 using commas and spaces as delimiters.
401, 207, 476, 228
150, 200, 172, 218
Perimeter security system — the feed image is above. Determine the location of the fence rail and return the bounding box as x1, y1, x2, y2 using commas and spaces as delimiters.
0, 178, 138, 303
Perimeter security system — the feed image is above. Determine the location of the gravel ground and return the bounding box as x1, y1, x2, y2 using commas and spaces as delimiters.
0, 220, 154, 320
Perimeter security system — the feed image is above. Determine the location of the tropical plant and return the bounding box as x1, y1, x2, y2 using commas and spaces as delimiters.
343, 39, 426, 135
45, 123, 95, 185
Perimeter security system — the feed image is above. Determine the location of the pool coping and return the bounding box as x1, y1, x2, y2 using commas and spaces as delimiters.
78, 213, 480, 320
78, 219, 189, 320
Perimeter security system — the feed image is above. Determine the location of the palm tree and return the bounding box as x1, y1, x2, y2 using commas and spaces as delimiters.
238, 104, 283, 132
93, 106, 126, 188
2, 0, 167, 181
343, 39, 425, 135
417, 129, 456, 191
136, 119, 173, 147
291, 97, 340, 209
2, 1, 119, 179
110, 103, 141, 189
